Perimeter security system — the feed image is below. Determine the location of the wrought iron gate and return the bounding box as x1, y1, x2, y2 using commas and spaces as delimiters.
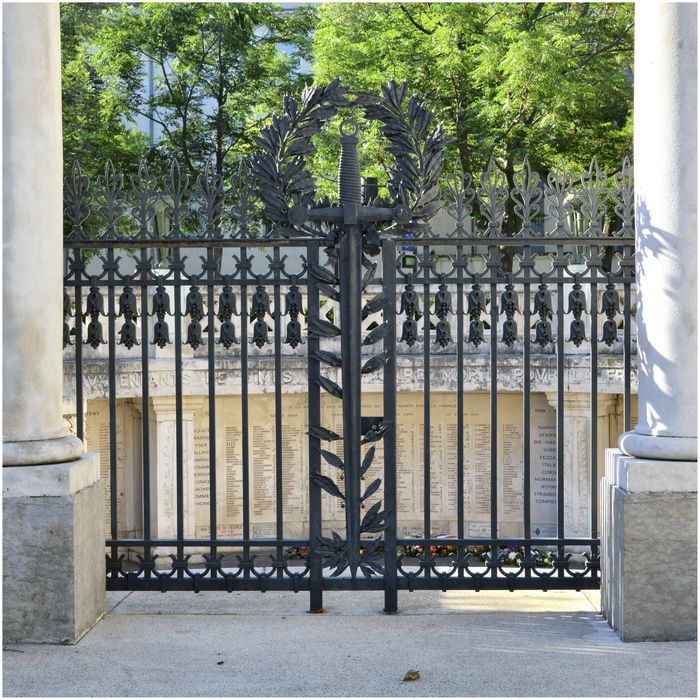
63, 81, 635, 611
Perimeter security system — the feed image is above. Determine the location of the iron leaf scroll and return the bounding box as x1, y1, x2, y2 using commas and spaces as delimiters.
251, 79, 349, 232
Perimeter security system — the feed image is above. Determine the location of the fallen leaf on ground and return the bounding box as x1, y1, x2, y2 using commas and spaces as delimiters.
402, 670, 420, 682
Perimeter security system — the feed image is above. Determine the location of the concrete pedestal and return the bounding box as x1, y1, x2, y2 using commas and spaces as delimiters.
601, 449, 697, 641
3, 454, 106, 643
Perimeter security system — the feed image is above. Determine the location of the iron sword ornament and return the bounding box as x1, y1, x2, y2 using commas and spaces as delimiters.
251, 79, 450, 578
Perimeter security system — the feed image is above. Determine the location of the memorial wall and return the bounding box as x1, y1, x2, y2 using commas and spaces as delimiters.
79, 387, 636, 557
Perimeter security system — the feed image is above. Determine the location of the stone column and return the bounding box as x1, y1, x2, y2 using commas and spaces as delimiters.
602, 2, 697, 642
2, 3, 105, 643
617, 1, 697, 461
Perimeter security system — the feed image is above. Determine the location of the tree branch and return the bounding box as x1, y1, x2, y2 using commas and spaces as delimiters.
399, 4, 440, 35
563, 21, 634, 73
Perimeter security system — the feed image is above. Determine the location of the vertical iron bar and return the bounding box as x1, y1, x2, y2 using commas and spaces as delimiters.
422, 244, 431, 575
140, 250, 152, 571
307, 242, 323, 611
73, 249, 84, 442
556, 246, 565, 577
240, 247, 251, 577
207, 247, 218, 565
590, 246, 599, 547
339, 224, 363, 575
173, 249, 184, 577
623, 246, 632, 432
522, 245, 531, 577
382, 239, 398, 612
273, 247, 284, 577
489, 245, 498, 577
456, 244, 465, 578
106, 248, 118, 571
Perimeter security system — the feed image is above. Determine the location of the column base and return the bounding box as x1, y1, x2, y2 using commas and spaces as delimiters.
3, 433, 83, 466
3, 452, 106, 643
601, 449, 697, 642
619, 430, 697, 461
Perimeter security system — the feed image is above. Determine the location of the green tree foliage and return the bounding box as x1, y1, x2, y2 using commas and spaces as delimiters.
61, 3, 149, 178
313, 2, 633, 200
61, 2, 315, 181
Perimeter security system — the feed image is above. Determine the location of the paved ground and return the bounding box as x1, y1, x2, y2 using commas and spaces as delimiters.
3, 590, 696, 697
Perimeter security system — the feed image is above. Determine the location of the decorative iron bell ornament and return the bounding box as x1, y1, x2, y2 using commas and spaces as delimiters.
534, 318, 553, 347
433, 276, 453, 347
86, 277, 105, 317
152, 320, 170, 348
218, 320, 238, 349
119, 320, 139, 349
601, 282, 620, 316
435, 318, 452, 347
152, 277, 171, 316
63, 291, 73, 348
566, 280, 587, 346
501, 318, 518, 347
151, 276, 171, 348
533, 283, 552, 316
85, 277, 106, 348
285, 318, 303, 349
217, 277, 238, 320
185, 285, 204, 320
600, 280, 620, 346
118, 286, 138, 320
467, 285, 486, 316
400, 318, 419, 345
399, 282, 419, 317
468, 318, 485, 346
86, 319, 105, 348
601, 319, 619, 346
500, 279, 519, 347
284, 284, 303, 318
567, 318, 587, 346
186, 319, 203, 349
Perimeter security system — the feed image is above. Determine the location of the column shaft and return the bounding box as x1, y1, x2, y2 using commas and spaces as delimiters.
2, 3, 81, 463
620, 1, 697, 460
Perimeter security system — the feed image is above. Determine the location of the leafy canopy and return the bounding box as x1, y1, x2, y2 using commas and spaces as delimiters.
61, 2, 315, 181
313, 2, 633, 183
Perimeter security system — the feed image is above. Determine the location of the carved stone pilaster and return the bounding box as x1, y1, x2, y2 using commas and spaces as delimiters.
545, 392, 619, 538
148, 396, 203, 555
